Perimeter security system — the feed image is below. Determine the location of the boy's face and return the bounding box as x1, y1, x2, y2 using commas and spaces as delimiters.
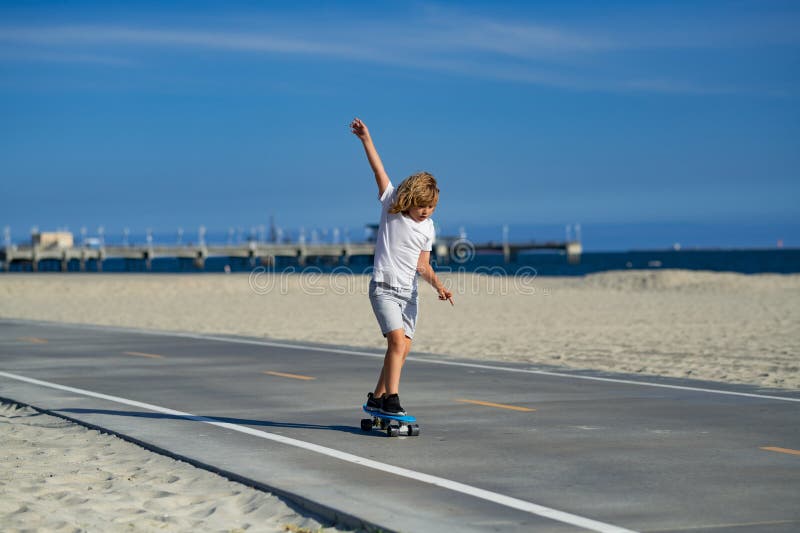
408, 203, 436, 222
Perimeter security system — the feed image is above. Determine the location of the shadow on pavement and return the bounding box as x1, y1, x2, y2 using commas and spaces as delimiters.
57, 408, 376, 437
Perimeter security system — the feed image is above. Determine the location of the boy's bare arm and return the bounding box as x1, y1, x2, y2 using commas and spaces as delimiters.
417, 251, 454, 305
350, 117, 390, 197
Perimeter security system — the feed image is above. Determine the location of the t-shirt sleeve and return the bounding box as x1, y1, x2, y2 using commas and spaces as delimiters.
379, 182, 395, 210
424, 222, 435, 252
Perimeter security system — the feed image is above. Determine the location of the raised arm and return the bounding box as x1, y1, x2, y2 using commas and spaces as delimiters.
350, 117, 390, 197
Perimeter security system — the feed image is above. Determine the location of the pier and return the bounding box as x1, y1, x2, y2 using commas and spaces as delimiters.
0, 242, 377, 272
434, 237, 583, 265
486, 240, 583, 264
0, 225, 583, 272
1, 232, 582, 272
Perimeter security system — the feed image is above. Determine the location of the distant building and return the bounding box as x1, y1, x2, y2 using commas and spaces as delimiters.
32, 232, 74, 249
365, 224, 379, 243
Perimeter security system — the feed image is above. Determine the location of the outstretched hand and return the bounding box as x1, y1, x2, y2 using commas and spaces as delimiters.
438, 286, 455, 306
350, 117, 370, 141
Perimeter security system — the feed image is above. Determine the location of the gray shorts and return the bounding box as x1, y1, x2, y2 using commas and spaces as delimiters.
369, 280, 419, 339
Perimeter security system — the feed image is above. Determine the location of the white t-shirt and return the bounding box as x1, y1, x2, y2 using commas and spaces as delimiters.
372, 182, 435, 289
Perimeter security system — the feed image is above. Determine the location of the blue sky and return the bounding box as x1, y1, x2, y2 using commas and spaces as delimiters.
1, 0, 798, 249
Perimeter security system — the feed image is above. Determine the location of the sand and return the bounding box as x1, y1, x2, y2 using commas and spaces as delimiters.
1, 270, 798, 390
2, 269, 798, 530
0, 400, 353, 533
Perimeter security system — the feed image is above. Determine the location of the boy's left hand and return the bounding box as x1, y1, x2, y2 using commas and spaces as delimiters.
437, 286, 454, 306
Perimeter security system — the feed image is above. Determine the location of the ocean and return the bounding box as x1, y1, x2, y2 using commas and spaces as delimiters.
9, 248, 800, 276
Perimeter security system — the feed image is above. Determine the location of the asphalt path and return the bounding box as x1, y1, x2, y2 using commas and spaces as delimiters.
1, 319, 799, 533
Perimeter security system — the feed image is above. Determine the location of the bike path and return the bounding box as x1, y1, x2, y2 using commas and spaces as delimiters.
1, 319, 799, 533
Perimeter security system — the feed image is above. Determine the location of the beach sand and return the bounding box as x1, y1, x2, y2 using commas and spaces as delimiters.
2, 270, 798, 530
0, 400, 353, 533
1, 270, 798, 389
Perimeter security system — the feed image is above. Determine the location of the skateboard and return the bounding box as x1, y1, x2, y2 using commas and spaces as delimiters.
361, 405, 420, 437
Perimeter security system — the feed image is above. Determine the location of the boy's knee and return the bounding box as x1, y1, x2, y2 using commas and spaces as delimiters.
386, 329, 406, 349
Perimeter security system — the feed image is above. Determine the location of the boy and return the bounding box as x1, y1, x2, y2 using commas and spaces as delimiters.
350, 117, 454, 416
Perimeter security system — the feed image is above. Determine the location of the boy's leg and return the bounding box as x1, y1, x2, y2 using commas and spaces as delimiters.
373, 366, 386, 397
402, 335, 412, 362
373, 335, 413, 397
374, 329, 410, 396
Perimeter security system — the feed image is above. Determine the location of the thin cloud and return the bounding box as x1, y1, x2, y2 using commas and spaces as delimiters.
0, 25, 366, 58
409, 3, 800, 53
402, 8, 619, 57
0, 49, 134, 66
0, 3, 794, 96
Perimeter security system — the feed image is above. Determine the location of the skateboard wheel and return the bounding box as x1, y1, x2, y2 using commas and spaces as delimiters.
360, 418, 373, 432
409, 424, 420, 437
387, 425, 400, 437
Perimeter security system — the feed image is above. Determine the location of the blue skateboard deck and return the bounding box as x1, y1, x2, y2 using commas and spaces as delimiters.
361, 404, 420, 437
362, 404, 416, 423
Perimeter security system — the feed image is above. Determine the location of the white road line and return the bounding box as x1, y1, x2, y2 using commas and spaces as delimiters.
4, 318, 800, 403
0, 370, 638, 533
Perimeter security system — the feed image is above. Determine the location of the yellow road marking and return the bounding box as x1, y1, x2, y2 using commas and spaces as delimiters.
123, 351, 164, 359
761, 446, 800, 456
456, 399, 535, 412
647, 519, 800, 532
263, 371, 316, 381
18, 337, 48, 344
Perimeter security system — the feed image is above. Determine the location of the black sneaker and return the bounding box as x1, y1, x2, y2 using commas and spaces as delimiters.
366, 392, 383, 411
380, 394, 407, 416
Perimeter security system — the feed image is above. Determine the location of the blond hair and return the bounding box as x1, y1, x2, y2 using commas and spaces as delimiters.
389, 172, 439, 215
